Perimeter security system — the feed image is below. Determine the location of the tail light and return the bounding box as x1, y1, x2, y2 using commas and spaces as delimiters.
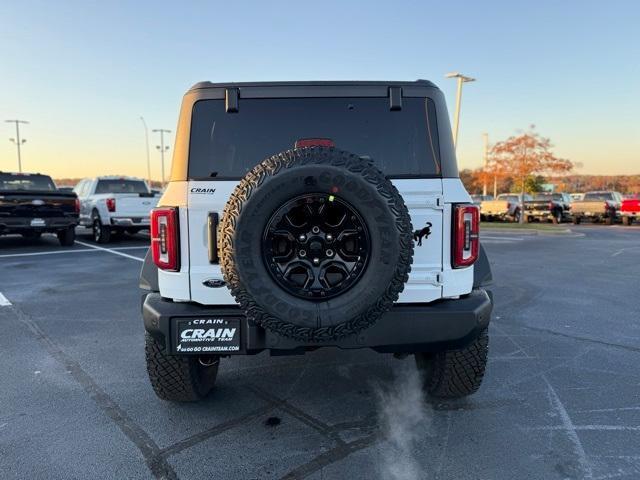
74, 197, 80, 214
106, 198, 116, 212
452, 204, 480, 268
151, 207, 180, 271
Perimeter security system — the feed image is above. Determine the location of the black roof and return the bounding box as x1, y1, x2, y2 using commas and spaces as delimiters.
188, 79, 438, 91
0, 171, 47, 177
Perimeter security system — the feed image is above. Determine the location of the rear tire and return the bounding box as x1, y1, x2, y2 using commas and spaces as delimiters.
415, 328, 489, 398
622, 216, 632, 226
92, 216, 111, 243
145, 334, 219, 402
513, 210, 521, 223
572, 216, 581, 225
57, 227, 76, 247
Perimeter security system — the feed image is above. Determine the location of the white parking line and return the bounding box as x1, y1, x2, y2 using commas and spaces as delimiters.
611, 246, 640, 257
0, 249, 97, 258
0, 245, 148, 259
0, 292, 11, 306
75, 241, 145, 262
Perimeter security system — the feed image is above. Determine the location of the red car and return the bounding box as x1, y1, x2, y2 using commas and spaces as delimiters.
621, 196, 640, 225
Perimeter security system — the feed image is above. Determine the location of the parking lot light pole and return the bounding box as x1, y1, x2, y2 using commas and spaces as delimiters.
153, 128, 171, 186
482, 133, 489, 196
140, 117, 152, 187
6, 119, 29, 173
445, 73, 475, 150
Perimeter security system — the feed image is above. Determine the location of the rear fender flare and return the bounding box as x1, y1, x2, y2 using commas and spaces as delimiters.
473, 244, 492, 288
139, 249, 159, 292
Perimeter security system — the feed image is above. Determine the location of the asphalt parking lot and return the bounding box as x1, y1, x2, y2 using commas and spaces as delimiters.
1, 224, 639, 480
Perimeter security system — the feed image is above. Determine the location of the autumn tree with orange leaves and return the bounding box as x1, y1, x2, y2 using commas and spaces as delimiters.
490, 126, 573, 223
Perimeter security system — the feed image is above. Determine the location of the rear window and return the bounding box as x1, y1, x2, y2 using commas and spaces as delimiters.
188, 97, 441, 179
584, 192, 613, 201
95, 180, 149, 194
0, 174, 56, 191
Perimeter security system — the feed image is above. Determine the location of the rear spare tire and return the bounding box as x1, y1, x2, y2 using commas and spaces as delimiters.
219, 147, 413, 341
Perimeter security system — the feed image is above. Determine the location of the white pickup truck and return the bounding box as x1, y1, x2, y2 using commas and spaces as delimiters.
480, 193, 532, 222
74, 176, 159, 243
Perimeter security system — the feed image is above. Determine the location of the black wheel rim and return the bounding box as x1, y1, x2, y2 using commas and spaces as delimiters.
262, 193, 371, 300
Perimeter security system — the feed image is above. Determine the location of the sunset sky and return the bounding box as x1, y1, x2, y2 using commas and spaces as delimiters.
1, 0, 638, 181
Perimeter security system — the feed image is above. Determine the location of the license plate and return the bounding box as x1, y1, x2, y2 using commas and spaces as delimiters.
174, 318, 240, 354
30, 218, 46, 227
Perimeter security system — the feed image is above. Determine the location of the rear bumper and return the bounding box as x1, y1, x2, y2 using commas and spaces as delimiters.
142, 289, 493, 356
574, 211, 619, 218
525, 209, 552, 217
110, 216, 150, 227
481, 211, 509, 216
0, 216, 77, 233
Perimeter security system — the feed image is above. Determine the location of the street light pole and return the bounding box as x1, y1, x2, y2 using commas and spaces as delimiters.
153, 129, 171, 186
482, 133, 489, 196
140, 117, 152, 187
6, 119, 29, 172
445, 73, 475, 149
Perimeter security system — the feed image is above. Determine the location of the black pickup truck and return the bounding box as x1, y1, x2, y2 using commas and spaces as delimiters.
524, 192, 572, 224
0, 172, 78, 246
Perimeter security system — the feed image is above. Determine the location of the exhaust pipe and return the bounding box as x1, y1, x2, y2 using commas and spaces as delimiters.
198, 356, 219, 367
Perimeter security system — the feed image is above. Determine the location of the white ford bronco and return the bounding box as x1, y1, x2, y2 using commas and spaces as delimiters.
139, 80, 493, 402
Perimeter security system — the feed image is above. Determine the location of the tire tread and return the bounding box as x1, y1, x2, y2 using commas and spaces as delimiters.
219, 147, 414, 342
144, 334, 218, 402
416, 328, 489, 398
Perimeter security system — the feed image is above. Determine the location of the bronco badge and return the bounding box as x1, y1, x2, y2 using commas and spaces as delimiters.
413, 222, 432, 246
